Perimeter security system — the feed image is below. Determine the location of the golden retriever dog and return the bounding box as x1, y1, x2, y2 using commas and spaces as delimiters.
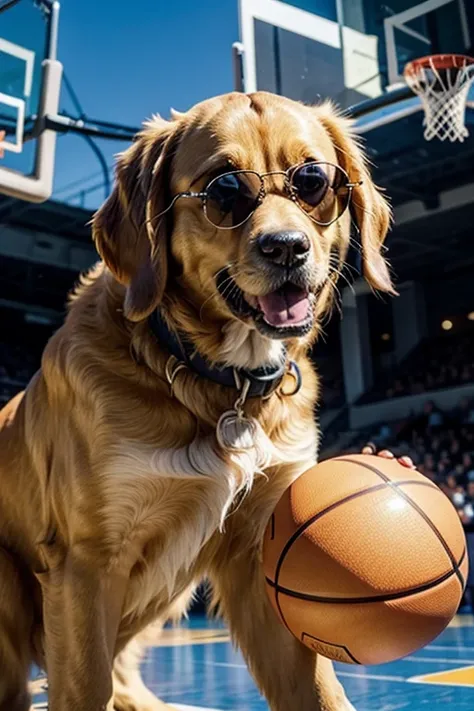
0, 91, 393, 711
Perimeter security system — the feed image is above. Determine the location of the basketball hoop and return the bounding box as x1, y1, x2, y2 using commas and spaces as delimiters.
404, 54, 474, 143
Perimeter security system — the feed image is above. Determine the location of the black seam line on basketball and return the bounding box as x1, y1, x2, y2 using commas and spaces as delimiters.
266, 547, 466, 604
272, 481, 389, 636
270, 513, 275, 541
391, 480, 442, 490
337, 458, 464, 586
456, 546, 467, 591
336, 458, 408, 484
301, 632, 362, 665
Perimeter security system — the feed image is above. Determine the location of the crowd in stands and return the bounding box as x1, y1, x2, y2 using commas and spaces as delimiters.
361, 332, 474, 403
313, 331, 474, 410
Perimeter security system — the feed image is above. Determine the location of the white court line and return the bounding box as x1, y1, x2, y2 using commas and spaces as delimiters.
426, 644, 474, 652
404, 655, 474, 665
336, 671, 406, 682
203, 661, 246, 668
203, 661, 406, 683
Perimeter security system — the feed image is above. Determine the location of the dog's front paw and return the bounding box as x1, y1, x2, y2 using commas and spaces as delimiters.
343, 701, 357, 711
329, 700, 357, 711
329, 690, 358, 711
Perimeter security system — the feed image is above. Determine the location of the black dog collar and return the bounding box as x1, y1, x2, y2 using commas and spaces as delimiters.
149, 309, 300, 399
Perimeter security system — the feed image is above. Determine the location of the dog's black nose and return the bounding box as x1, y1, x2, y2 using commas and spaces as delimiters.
257, 231, 311, 268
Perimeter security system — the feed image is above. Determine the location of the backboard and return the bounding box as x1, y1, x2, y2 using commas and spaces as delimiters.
238, 0, 474, 116
0, 0, 62, 202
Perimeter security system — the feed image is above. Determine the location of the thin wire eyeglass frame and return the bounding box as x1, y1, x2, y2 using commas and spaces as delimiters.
158, 161, 363, 230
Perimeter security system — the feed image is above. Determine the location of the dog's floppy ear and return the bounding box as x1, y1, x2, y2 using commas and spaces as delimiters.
92, 115, 183, 321
317, 103, 395, 294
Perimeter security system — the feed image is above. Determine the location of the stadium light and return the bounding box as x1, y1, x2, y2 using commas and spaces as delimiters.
441, 319, 453, 331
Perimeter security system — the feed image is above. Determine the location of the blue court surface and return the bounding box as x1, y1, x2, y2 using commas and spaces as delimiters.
30, 613, 474, 710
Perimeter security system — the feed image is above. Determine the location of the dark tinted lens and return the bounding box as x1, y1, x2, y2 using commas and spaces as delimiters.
205, 171, 261, 228
292, 162, 350, 225
292, 163, 329, 206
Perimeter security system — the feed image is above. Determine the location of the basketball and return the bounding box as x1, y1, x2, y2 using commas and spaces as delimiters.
262, 454, 468, 666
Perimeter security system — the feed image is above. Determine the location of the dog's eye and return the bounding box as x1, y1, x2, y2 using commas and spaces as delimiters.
292, 163, 329, 207
290, 162, 350, 226
204, 171, 262, 228
209, 173, 242, 207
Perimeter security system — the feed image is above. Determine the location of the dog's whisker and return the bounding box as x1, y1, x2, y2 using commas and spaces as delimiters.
201, 263, 238, 294
335, 268, 355, 295
323, 277, 343, 321
199, 293, 220, 321
198, 264, 245, 321
217, 279, 237, 303
223, 282, 240, 304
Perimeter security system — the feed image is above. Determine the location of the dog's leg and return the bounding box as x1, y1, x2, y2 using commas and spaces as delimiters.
113, 636, 175, 711
112, 587, 195, 711
210, 553, 356, 711
0, 548, 33, 711
37, 548, 130, 711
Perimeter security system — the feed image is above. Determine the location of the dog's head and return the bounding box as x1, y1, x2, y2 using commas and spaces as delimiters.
93, 92, 393, 368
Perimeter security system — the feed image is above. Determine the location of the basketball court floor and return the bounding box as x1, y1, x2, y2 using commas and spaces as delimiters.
30, 613, 474, 711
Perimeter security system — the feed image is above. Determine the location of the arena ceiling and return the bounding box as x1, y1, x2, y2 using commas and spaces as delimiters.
361, 108, 474, 282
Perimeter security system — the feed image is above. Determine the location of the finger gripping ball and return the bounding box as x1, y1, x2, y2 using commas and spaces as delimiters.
262, 454, 468, 665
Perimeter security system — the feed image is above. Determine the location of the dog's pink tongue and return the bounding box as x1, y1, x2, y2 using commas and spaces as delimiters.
258, 288, 309, 326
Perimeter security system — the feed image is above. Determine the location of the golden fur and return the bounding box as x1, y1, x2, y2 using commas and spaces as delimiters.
0, 91, 392, 711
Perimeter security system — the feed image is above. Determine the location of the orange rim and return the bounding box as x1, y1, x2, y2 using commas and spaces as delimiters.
404, 53, 474, 78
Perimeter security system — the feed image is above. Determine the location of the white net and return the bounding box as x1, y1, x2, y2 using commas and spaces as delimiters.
405, 56, 474, 143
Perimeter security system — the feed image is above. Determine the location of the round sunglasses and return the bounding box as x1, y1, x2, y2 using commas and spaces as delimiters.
167, 161, 362, 230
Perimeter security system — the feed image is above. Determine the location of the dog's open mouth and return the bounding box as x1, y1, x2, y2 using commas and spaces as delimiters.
216, 269, 314, 338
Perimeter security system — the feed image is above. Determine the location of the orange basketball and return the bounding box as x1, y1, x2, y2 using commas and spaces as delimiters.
262, 454, 468, 665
